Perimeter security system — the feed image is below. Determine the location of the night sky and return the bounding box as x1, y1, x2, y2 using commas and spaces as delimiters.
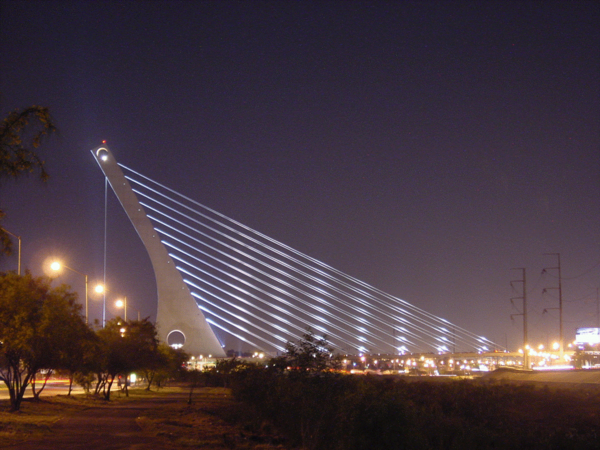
1, 0, 598, 352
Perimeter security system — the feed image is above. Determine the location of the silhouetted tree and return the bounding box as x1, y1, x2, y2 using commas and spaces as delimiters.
0, 106, 57, 254
282, 328, 341, 372
55, 317, 99, 395
142, 343, 188, 390
95, 317, 159, 400
0, 272, 83, 411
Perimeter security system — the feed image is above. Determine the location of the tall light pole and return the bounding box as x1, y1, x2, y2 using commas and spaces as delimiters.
2, 228, 21, 275
94, 284, 107, 327
116, 297, 128, 321
51, 261, 89, 324
116, 296, 141, 321
98, 285, 139, 323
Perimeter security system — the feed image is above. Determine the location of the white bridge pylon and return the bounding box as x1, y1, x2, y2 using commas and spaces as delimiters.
92, 146, 226, 357
92, 145, 502, 357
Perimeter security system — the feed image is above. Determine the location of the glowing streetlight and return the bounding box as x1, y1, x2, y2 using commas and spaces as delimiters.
115, 296, 140, 321
97, 285, 139, 323
2, 228, 21, 275
94, 283, 109, 327
51, 261, 89, 324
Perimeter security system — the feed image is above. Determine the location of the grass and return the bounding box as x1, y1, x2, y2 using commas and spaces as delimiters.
0, 394, 99, 446
137, 387, 288, 449
5, 377, 600, 449
0, 386, 289, 449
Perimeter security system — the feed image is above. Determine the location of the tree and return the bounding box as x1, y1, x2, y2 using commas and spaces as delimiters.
204, 357, 252, 388
281, 328, 341, 372
0, 106, 57, 255
29, 284, 86, 400
53, 315, 99, 396
141, 343, 188, 390
123, 318, 161, 395
95, 317, 160, 400
0, 271, 84, 411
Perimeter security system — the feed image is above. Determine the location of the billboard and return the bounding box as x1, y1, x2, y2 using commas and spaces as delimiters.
575, 328, 600, 345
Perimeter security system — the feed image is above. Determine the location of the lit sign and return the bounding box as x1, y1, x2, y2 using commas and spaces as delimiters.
575, 328, 600, 345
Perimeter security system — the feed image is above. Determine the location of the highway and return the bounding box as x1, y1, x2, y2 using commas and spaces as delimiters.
0, 379, 86, 400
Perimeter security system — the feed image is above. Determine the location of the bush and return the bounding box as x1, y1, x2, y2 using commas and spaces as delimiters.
230, 371, 600, 450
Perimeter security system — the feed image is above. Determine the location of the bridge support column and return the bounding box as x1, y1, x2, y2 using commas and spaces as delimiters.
91, 145, 226, 357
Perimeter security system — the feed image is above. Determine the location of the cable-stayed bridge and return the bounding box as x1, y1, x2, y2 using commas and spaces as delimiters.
92, 146, 501, 358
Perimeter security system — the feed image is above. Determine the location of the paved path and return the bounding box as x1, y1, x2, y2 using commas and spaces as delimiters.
5, 395, 186, 450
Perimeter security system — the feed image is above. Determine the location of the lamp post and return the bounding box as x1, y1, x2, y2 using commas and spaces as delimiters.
51, 261, 89, 324
97, 284, 139, 323
115, 296, 141, 321
115, 297, 127, 321
94, 284, 108, 327
2, 228, 21, 275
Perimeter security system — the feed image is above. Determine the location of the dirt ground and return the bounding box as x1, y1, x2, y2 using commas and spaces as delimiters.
0, 387, 288, 450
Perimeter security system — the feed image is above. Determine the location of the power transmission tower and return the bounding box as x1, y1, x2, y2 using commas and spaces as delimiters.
510, 268, 529, 369
596, 288, 599, 328
542, 253, 563, 355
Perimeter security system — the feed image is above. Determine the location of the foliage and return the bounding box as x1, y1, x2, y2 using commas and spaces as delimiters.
280, 328, 341, 372
0, 106, 57, 255
142, 343, 188, 390
72, 370, 96, 394
0, 106, 56, 180
0, 272, 84, 411
94, 317, 159, 400
56, 320, 99, 395
230, 371, 600, 450
202, 357, 256, 388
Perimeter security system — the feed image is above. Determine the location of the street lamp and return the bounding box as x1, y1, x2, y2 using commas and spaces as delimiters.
97, 284, 139, 323
51, 261, 89, 324
115, 296, 141, 321
2, 228, 21, 275
94, 284, 108, 327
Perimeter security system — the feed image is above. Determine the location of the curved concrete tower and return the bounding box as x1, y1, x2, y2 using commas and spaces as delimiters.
91, 145, 226, 357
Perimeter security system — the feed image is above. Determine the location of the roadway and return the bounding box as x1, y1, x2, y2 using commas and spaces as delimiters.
0, 379, 85, 400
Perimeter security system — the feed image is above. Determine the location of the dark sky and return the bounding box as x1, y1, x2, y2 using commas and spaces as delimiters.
1, 0, 599, 351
